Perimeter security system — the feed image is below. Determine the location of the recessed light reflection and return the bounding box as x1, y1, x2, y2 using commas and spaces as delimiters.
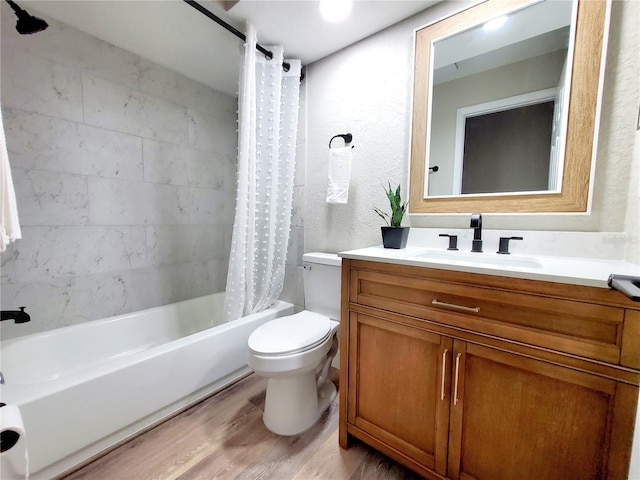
319, 0, 353, 23
483, 15, 508, 32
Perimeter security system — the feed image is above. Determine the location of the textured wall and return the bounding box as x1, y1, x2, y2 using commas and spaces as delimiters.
305, 0, 639, 258
0, 5, 238, 339
606, 0, 639, 265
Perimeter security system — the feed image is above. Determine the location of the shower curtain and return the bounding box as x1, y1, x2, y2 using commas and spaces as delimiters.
224, 23, 301, 321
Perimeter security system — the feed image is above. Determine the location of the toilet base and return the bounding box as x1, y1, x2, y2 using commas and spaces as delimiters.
262, 373, 337, 436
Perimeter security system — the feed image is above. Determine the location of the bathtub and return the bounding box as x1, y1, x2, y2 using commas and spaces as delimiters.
0, 293, 294, 480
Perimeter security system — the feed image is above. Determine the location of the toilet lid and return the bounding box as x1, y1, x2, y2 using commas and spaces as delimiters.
248, 311, 332, 356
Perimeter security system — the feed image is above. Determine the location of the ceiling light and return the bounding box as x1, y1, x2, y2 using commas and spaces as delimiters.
319, 0, 353, 23
483, 15, 507, 32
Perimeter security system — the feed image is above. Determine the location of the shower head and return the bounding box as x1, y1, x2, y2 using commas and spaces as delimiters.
5, 0, 48, 35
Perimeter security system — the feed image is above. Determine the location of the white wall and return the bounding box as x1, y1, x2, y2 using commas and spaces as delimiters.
611, 0, 640, 266
305, 0, 639, 258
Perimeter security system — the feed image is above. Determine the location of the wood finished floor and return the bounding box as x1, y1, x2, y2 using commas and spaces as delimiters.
61, 370, 422, 480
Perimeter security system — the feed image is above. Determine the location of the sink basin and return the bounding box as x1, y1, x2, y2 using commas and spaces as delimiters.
416, 250, 542, 269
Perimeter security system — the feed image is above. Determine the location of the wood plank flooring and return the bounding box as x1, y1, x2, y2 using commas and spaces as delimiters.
60, 371, 422, 480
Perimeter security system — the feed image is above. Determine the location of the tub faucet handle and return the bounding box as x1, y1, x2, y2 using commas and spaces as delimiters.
497, 236, 523, 255
439, 234, 458, 251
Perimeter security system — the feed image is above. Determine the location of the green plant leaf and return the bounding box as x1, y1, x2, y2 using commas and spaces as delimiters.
373, 182, 405, 227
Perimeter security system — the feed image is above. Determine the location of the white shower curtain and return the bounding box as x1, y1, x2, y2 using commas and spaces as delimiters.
224, 24, 301, 321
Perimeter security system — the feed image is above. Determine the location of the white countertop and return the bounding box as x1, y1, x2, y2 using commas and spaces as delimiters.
339, 246, 640, 289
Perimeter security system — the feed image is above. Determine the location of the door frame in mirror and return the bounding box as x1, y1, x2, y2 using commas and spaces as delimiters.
409, 0, 609, 214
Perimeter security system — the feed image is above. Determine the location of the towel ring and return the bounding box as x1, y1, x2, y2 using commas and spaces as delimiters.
329, 133, 354, 148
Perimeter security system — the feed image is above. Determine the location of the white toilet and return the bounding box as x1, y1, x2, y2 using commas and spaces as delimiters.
248, 252, 341, 436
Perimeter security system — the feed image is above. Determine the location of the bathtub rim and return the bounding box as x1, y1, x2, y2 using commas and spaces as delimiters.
0, 297, 295, 403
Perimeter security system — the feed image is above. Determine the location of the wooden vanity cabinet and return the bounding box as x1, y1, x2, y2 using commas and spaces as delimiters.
347, 312, 452, 475
339, 259, 640, 480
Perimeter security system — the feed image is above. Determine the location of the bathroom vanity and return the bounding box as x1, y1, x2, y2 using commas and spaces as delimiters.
338, 248, 640, 480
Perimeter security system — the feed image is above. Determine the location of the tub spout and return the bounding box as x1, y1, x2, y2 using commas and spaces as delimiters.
1, 307, 30, 323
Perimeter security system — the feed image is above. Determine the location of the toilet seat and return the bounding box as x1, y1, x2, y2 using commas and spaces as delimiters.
248, 311, 332, 357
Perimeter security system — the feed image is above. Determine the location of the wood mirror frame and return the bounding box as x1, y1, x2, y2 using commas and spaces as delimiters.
409, 0, 609, 214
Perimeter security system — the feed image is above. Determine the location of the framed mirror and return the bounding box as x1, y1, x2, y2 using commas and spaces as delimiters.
409, 0, 610, 214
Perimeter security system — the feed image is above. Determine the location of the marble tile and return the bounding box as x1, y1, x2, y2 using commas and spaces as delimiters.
294, 142, 306, 186
88, 177, 190, 225
0, 4, 141, 90
0, 276, 95, 340
190, 188, 235, 225
187, 108, 237, 156
286, 226, 305, 267
3, 226, 146, 283
83, 74, 189, 144
145, 225, 189, 266
280, 265, 305, 308
139, 59, 236, 117
88, 271, 129, 319
225, 156, 238, 195
143, 139, 226, 190
291, 186, 305, 227
297, 82, 307, 146
0, 50, 83, 122
3, 109, 143, 180
91, 264, 194, 315
146, 224, 225, 267
143, 139, 189, 186
0, 2, 38, 54
188, 225, 227, 261
0, 243, 18, 284
185, 150, 227, 190
189, 259, 228, 298
12, 168, 89, 226
222, 225, 234, 261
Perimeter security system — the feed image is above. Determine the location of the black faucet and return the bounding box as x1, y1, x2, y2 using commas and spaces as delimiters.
1, 307, 30, 323
470, 213, 482, 252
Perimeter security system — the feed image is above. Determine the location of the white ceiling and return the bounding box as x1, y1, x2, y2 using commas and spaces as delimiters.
24, 0, 437, 96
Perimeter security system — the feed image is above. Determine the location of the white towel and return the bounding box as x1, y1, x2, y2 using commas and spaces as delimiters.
326, 146, 352, 204
0, 106, 21, 252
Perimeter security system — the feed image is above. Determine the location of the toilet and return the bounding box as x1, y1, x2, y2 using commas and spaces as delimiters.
248, 252, 341, 436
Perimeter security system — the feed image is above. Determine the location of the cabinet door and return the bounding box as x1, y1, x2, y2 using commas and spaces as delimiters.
447, 340, 623, 480
348, 312, 452, 475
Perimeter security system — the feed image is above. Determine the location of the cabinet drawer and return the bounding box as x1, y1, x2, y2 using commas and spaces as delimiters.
349, 268, 624, 364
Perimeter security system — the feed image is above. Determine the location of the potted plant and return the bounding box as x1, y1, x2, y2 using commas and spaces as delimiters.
373, 183, 410, 249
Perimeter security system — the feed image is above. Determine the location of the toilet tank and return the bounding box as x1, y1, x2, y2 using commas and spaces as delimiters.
302, 252, 342, 320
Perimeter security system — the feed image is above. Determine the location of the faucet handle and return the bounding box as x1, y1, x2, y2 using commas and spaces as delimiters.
439, 234, 458, 251
497, 236, 523, 255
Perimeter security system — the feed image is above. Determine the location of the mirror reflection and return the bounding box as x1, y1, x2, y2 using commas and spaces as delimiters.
426, 0, 575, 197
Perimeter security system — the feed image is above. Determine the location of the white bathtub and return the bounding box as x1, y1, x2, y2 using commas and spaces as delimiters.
0, 293, 294, 479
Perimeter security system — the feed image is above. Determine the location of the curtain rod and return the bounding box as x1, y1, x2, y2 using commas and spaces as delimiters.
182, 0, 291, 72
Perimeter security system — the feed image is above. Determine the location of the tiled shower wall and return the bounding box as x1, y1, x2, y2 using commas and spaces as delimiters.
0, 6, 238, 339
